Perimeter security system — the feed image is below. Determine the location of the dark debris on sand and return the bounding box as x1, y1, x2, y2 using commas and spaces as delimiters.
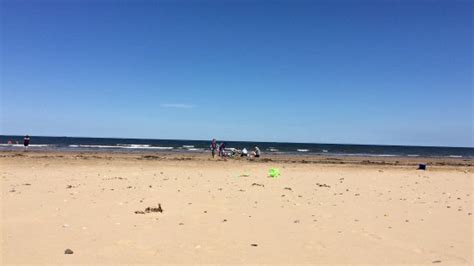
135, 204, 163, 214
316, 183, 331, 188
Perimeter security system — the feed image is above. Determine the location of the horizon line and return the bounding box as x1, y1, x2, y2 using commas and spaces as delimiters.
0, 134, 472, 149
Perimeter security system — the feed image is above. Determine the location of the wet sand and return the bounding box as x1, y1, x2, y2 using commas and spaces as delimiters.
1, 151, 472, 265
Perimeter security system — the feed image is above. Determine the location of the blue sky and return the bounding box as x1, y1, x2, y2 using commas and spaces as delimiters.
1, 0, 472, 147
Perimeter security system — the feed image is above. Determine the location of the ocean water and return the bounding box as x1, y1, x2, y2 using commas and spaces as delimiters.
0, 135, 473, 159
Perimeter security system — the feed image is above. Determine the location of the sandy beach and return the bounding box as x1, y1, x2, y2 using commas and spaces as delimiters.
1, 151, 472, 265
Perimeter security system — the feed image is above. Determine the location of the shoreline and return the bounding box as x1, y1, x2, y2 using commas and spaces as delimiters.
1, 150, 473, 167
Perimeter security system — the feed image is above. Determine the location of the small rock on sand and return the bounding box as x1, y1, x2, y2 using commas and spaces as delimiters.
251, 244, 258, 247
64, 249, 74, 254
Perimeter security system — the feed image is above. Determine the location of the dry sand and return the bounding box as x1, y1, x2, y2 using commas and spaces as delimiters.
1, 151, 472, 265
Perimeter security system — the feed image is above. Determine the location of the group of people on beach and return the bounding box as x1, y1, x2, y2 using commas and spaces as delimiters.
6, 135, 30, 149
210, 138, 260, 159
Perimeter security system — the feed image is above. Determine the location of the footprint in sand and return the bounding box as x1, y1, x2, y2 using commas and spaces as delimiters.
362, 230, 382, 240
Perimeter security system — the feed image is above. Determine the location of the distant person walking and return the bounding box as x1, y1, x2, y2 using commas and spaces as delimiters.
23, 135, 30, 149
210, 138, 218, 158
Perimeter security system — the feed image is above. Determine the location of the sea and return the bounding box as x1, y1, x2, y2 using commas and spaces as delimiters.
0, 135, 473, 159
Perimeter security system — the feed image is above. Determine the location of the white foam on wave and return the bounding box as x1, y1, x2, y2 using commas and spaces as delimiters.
117, 144, 151, 148
297, 149, 309, 152
187, 148, 204, 151
407, 154, 419, 157
268, 148, 279, 152
68, 144, 173, 150
0, 144, 49, 147
0, 144, 22, 147
123, 146, 173, 150
322, 149, 328, 153
448, 155, 462, 158
182, 145, 195, 148
70, 145, 118, 149
148, 146, 174, 150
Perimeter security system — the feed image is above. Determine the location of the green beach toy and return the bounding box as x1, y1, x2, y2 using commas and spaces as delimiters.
268, 168, 280, 178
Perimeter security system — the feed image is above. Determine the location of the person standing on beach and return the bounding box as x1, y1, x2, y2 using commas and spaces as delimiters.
23, 135, 30, 149
210, 138, 217, 158
218, 142, 226, 157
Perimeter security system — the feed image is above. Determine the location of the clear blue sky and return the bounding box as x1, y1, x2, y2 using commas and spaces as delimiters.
1, 0, 472, 147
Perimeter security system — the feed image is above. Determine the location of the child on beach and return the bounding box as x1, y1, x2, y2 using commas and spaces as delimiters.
210, 139, 217, 158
